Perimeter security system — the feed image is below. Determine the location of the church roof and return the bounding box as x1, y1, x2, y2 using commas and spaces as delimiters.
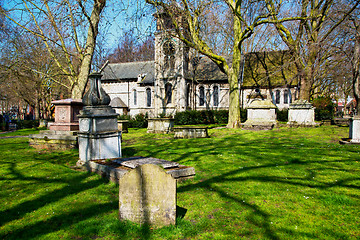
192, 51, 298, 87
195, 57, 228, 82
101, 61, 155, 84
242, 50, 298, 88
101, 51, 298, 88
110, 97, 128, 108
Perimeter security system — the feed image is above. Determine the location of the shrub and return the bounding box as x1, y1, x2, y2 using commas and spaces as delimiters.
240, 108, 247, 123
16, 119, 39, 129
130, 113, 148, 128
312, 97, 335, 121
117, 114, 148, 128
213, 110, 228, 124
276, 109, 288, 122
174, 110, 229, 125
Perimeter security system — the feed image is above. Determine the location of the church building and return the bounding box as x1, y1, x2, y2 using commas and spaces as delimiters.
101, 13, 299, 117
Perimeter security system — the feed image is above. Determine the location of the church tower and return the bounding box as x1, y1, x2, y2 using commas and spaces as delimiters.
153, 11, 189, 116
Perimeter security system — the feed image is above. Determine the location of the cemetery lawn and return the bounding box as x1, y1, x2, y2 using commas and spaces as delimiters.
1, 126, 360, 240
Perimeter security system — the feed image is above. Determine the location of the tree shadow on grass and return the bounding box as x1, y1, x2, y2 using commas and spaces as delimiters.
1, 202, 120, 240
0, 159, 124, 239
175, 155, 360, 239
0, 162, 107, 226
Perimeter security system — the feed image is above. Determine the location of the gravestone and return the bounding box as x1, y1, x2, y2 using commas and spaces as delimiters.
119, 164, 176, 226
242, 99, 277, 130
288, 100, 317, 127
77, 72, 121, 167
147, 118, 174, 133
29, 98, 82, 150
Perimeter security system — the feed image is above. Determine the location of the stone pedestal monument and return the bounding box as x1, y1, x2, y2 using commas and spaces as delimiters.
349, 116, 360, 143
77, 72, 121, 167
29, 98, 82, 150
242, 100, 277, 130
288, 100, 317, 127
48, 99, 83, 131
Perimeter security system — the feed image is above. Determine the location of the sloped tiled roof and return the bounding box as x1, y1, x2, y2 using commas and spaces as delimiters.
195, 57, 228, 82
101, 61, 155, 84
101, 51, 298, 87
110, 97, 127, 108
242, 51, 298, 87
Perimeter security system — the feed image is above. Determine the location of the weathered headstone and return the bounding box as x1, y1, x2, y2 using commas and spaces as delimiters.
77, 72, 121, 167
119, 164, 176, 226
288, 100, 317, 127
242, 99, 277, 130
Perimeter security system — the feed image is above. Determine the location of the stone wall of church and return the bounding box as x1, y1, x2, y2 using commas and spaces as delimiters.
194, 83, 229, 110
102, 82, 156, 117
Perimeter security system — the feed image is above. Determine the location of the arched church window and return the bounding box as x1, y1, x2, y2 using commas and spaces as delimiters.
165, 83, 172, 104
284, 89, 289, 104
186, 84, 190, 107
146, 88, 151, 107
133, 89, 137, 106
275, 90, 280, 104
163, 40, 176, 70
213, 86, 219, 106
199, 86, 205, 106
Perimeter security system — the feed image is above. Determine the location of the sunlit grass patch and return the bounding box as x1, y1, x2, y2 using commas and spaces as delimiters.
1, 126, 359, 239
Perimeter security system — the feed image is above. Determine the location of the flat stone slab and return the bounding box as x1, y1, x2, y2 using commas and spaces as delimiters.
339, 138, 360, 145
114, 156, 179, 169
81, 156, 195, 183
29, 130, 78, 150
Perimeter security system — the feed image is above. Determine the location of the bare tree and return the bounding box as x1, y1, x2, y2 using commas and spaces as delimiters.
0, 29, 67, 119
266, 0, 360, 101
107, 30, 154, 63
145, 0, 297, 128
1, 0, 106, 99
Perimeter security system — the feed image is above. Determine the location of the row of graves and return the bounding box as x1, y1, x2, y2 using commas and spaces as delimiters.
28, 72, 360, 227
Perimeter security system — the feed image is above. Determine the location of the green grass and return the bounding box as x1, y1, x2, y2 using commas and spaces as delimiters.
1, 126, 360, 239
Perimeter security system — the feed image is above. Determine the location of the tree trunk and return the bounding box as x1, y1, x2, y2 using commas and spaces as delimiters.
226, 15, 242, 128
227, 70, 241, 128
353, 29, 360, 114
71, 0, 106, 99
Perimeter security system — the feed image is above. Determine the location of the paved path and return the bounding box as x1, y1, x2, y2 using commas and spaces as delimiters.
0, 131, 29, 139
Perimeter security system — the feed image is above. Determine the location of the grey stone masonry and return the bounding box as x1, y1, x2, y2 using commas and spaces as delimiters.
350, 116, 360, 143
242, 99, 277, 130
77, 72, 121, 166
173, 126, 209, 138
147, 118, 174, 134
288, 100, 317, 127
80, 156, 195, 183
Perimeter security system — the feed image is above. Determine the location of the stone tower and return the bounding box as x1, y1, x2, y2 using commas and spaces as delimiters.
153, 11, 189, 116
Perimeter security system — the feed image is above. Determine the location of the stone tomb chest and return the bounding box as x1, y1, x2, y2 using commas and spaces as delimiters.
242, 99, 277, 130
287, 100, 317, 127
147, 118, 174, 134
29, 98, 82, 150
173, 126, 209, 138
48, 98, 83, 131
